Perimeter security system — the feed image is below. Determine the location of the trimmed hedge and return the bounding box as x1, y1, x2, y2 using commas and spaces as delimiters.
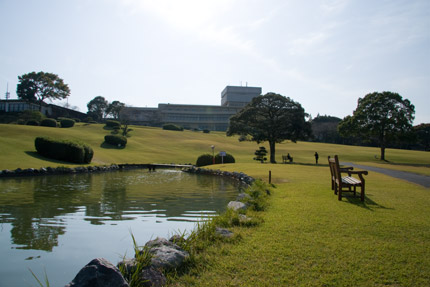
163, 124, 184, 131
196, 153, 235, 167
104, 135, 127, 147
40, 118, 58, 127
26, 120, 39, 126
105, 120, 121, 129
60, 118, 75, 128
35, 137, 94, 164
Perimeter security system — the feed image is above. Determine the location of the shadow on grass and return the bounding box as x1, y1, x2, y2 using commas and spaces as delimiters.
24, 151, 81, 166
343, 194, 392, 211
279, 162, 329, 167
100, 142, 125, 150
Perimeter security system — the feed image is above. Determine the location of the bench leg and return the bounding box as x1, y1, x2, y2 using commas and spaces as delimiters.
360, 185, 365, 202
338, 188, 342, 201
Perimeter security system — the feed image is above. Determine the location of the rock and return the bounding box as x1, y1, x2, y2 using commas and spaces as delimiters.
227, 201, 248, 211
215, 227, 233, 238
117, 259, 166, 287
144, 237, 189, 270
65, 258, 129, 287
236, 192, 251, 201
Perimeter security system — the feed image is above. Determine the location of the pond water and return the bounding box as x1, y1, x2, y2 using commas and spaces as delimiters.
0, 169, 241, 286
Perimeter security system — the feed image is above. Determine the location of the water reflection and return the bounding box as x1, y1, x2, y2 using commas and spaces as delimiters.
0, 169, 239, 252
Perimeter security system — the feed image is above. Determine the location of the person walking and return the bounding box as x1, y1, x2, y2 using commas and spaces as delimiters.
314, 152, 319, 164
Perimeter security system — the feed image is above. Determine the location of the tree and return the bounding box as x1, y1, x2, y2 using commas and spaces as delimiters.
87, 96, 109, 121
338, 91, 415, 160
106, 101, 125, 119
254, 146, 268, 163
227, 93, 310, 163
414, 123, 430, 151
16, 71, 70, 110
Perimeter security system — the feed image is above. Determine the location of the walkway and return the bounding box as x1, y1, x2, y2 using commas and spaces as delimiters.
342, 162, 430, 188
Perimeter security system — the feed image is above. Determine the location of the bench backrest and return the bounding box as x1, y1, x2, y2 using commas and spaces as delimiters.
328, 155, 342, 184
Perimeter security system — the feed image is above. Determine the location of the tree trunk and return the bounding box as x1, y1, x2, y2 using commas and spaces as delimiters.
269, 141, 276, 163
380, 146, 385, 161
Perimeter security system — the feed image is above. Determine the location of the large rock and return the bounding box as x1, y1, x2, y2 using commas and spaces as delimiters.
144, 237, 189, 270
65, 258, 129, 287
227, 201, 248, 211
117, 259, 166, 287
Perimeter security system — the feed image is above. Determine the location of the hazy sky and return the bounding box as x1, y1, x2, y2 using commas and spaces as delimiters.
1, 0, 429, 124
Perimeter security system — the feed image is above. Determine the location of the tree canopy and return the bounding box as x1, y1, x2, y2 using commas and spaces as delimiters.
106, 101, 125, 119
227, 93, 310, 163
338, 91, 415, 160
16, 71, 70, 110
87, 96, 109, 121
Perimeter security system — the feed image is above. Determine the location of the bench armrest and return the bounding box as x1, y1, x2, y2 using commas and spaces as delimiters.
348, 170, 368, 176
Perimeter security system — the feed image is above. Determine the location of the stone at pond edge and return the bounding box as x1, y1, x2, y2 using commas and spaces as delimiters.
143, 237, 189, 270
65, 258, 129, 287
215, 227, 233, 238
117, 259, 166, 287
227, 200, 248, 211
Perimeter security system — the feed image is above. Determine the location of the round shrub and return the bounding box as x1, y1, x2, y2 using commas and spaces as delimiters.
203, 129, 210, 133
40, 118, 58, 127
105, 120, 121, 129
196, 153, 235, 166
104, 135, 127, 147
163, 124, 184, 131
60, 118, 75, 128
35, 137, 93, 164
26, 120, 39, 126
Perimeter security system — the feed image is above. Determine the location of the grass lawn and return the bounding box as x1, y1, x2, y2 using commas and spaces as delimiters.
168, 163, 430, 286
1, 123, 429, 285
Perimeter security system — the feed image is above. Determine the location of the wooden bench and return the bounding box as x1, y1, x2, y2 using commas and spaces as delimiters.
282, 154, 293, 163
328, 155, 368, 201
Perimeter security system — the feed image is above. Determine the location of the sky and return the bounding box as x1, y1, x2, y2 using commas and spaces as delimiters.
0, 0, 429, 124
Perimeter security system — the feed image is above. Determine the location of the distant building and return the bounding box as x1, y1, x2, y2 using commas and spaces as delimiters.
121, 85, 262, 131
0, 99, 87, 120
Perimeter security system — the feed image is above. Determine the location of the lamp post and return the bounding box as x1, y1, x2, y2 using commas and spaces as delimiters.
211, 145, 215, 164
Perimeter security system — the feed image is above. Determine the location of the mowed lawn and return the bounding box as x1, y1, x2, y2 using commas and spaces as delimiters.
1, 123, 430, 285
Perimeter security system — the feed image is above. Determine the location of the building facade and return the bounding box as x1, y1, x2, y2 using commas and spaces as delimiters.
121, 86, 262, 131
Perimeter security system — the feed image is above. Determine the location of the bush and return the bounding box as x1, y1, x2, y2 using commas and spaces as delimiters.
19, 110, 45, 122
40, 118, 58, 127
34, 137, 93, 164
60, 118, 75, 128
203, 129, 210, 133
26, 120, 39, 126
105, 120, 121, 129
104, 135, 127, 147
196, 153, 235, 166
163, 123, 184, 131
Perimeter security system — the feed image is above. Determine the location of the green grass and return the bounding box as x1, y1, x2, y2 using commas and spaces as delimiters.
1, 123, 429, 285
167, 164, 430, 286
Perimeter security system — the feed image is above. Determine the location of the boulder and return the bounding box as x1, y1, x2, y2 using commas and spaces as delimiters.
117, 259, 166, 287
227, 201, 248, 211
65, 258, 129, 287
215, 227, 233, 238
144, 237, 189, 270
236, 192, 251, 201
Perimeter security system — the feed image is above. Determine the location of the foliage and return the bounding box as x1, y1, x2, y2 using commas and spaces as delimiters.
104, 134, 127, 147
16, 71, 70, 109
105, 120, 121, 129
163, 123, 184, 131
106, 101, 125, 119
20, 110, 45, 122
35, 137, 93, 163
26, 119, 40, 126
227, 93, 311, 163
311, 115, 343, 143
196, 153, 235, 166
203, 129, 210, 133
338, 91, 415, 160
414, 123, 430, 151
87, 96, 109, 121
40, 118, 58, 127
60, 118, 75, 128
253, 146, 268, 163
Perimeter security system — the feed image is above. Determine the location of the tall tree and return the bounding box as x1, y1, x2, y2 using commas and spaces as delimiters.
227, 93, 310, 163
106, 101, 125, 119
414, 123, 430, 151
338, 91, 415, 160
87, 96, 109, 121
16, 71, 70, 110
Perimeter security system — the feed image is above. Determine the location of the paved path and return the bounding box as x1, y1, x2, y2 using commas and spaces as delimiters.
341, 162, 430, 188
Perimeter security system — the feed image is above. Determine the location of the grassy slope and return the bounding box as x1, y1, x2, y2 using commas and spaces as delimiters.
1, 123, 429, 285
0, 123, 429, 174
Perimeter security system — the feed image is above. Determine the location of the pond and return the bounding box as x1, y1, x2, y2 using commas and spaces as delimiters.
0, 169, 241, 286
